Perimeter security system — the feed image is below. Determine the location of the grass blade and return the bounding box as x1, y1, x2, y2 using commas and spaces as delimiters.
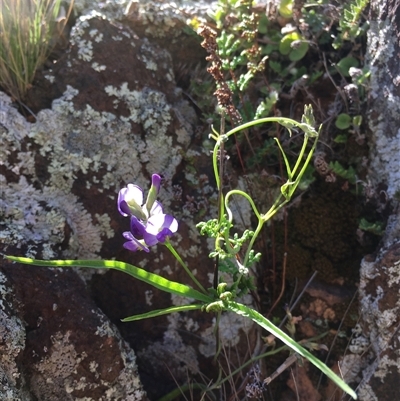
226, 301, 357, 399
121, 304, 203, 322
6, 256, 212, 303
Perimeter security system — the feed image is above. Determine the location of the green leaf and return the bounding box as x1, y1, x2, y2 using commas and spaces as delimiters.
122, 304, 203, 322
280, 32, 298, 55
289, 41, 309, 61
335, 113, 352, 130
6, 257, 212, 303
329, 161, 357, 184
358, 218, 384, 236
279, 32, 309, 61
334, 134, 348, 143
269, 60, 282, 73
352, 115, 362, 127
226, 301, 357, 400
336, 56, 359, 77
275, 137, 292, 178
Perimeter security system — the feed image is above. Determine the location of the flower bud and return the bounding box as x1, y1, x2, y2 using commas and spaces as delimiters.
145, 174, 161, 215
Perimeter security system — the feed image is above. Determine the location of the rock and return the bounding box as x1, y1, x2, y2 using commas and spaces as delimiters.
355, 1, 400, 400
1, 260, 148, 401
358, 242, 400, 401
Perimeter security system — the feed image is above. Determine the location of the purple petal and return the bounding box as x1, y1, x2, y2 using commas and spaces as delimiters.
143, 214, 178, 245
130, 216, 146, 237
151, 174, 161, 193
160, 214, 178, 232
156, 227, 175, 243
142, 231, 159, 246
122, 231, 149, 252
118, 200, 131, 216
117, 184, 143, 217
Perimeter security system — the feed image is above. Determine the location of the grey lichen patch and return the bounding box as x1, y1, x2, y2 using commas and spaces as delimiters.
1, 175, 104, 259
172, 98, 198, 146
35, 331, 82, 382
72, 0, 129, 20
339, 354, 366, 384
388, 258, 400, 286
94, 214, 114, 239
104, 83, 171, 136
91, 62, 107, 72
70, 11, 107, 63
368, 127, 400, 198
358, 384, 379, 401
30, 313, 146, 400
138, 42, 159, 71
170, 292, 194, 306
373, 354, 400, 380
102, 82, 183, 181
0, 272, 30, 401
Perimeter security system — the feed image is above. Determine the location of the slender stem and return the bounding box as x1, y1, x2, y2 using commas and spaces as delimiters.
290, 134, 309, 177
164, 242, 207, 294
214, 311, 222, 360
225, 189, 262, 222
214, 113, 226, 290
244, 218, 264, 267
224, 117, 316, 140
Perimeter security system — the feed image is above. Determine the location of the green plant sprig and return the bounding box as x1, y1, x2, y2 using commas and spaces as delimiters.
210, 105, 320, 268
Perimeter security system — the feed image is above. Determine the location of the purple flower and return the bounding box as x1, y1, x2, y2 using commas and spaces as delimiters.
118, 174, 178, 252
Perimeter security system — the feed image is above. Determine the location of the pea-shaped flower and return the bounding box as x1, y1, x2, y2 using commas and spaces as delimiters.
118, 174, 178, 252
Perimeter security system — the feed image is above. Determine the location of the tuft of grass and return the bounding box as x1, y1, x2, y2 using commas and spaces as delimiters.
0, 0, 73, 102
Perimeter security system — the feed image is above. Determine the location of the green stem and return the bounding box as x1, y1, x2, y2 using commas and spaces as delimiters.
164, 241, 207, 294
290, 134, 309, 178
225, 189, 262, 222
243, 217, 264, 267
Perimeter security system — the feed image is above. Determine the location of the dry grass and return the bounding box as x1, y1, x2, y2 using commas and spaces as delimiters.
0, 0, 73, 102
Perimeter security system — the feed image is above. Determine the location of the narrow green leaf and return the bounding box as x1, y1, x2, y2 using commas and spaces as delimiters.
226, 301, 357, 400
122, 304, 203, 322
6, 257, 212, 303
